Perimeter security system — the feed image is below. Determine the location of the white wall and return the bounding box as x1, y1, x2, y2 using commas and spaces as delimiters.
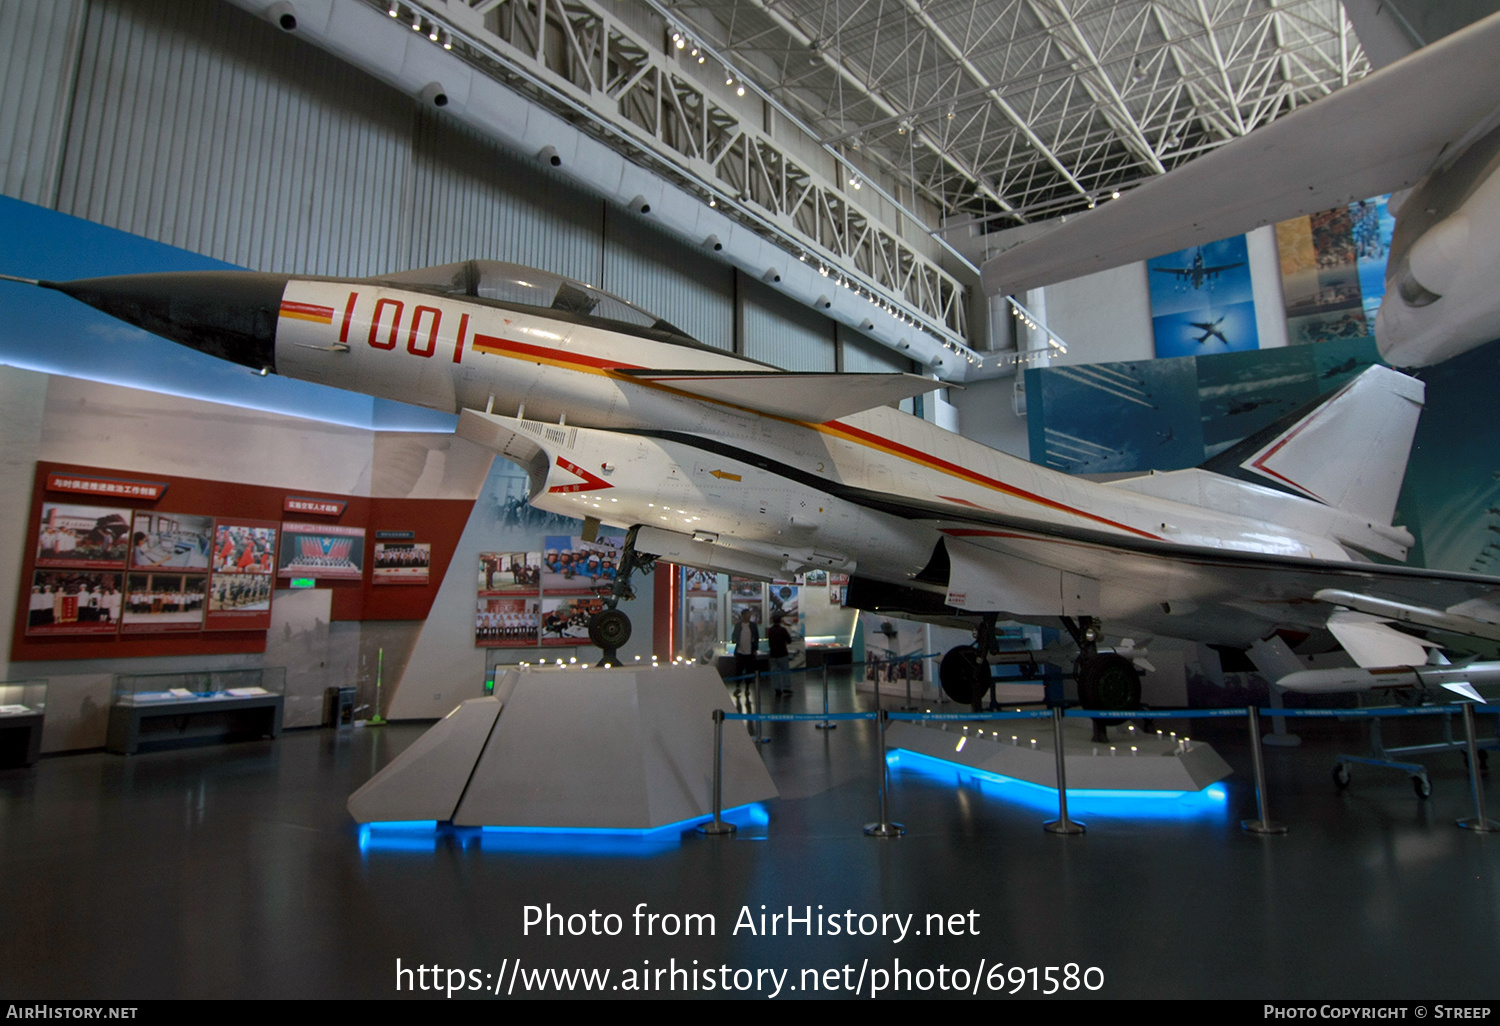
1037, 261, 1155, 367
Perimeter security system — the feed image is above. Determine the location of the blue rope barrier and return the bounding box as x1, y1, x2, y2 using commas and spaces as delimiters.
887, 710, 1050, 722
723, 711, 876, 722
1066, 707, 1243, 720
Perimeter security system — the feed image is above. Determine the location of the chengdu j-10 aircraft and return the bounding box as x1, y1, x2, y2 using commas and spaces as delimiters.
17, 259, 1500, 707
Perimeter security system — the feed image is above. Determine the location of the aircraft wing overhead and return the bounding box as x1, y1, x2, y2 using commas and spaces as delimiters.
614, 370, 938, 422
980, 10, 1500, 297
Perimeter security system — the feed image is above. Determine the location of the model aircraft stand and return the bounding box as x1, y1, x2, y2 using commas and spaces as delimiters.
1261, 705, 1499, 823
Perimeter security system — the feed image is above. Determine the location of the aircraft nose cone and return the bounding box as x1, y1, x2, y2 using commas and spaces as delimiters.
41, 270, 291, 372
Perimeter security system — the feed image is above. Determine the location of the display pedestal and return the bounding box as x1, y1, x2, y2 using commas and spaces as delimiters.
106, 695, 283, 755
349, 666, 778, 829
886, 717, 1231, 792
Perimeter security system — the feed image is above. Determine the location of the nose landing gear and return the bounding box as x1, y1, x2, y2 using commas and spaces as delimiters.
587, 526, 654, 667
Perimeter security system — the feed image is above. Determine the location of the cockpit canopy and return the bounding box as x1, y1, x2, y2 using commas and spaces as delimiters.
370, 259, 703, 349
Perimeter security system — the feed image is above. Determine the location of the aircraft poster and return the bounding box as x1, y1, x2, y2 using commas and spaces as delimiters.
1276, 195, 1393, 345
1147, 235, 1259, 358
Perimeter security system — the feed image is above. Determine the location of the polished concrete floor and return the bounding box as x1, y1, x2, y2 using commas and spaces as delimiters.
1, 670, 1497, 1000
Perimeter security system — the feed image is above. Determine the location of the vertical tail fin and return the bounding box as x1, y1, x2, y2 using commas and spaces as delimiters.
1202, 365, 1424, 525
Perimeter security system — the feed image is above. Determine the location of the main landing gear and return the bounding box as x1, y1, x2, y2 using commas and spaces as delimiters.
586, 526, 654, 667
1061, 615, 1142, 743
940, 613, 999, 712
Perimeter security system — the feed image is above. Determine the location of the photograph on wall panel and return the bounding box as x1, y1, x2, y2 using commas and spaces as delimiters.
681, 569, 719, 663
476, 597, 541, 647
130, 511, 212, 570
541, 534, 626, 595
372, 542, 430, 585
120, 572, 206, 634
478, 551, 541, 594
278, 523, 365, 580
206, 520, 277, 630
540, 596, 606, 645
35, 503, 132, 570
25, 570, 123, 636
1148, 235, 1259, 358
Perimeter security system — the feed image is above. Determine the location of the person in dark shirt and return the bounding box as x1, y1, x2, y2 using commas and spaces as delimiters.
733, 608, 760, 690
767, 612, 792, 696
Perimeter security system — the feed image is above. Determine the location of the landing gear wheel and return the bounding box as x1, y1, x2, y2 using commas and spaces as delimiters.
1332, 763, 1351, 790
1412, 774, 1432, 800
588, 609, 632, 665
940, 647, 989, 711
1076, 653, 1142, 711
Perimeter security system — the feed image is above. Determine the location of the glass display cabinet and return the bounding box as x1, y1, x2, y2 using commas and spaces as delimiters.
107, 668, 286, 755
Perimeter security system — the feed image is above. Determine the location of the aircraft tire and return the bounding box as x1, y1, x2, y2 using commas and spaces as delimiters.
939, 646, 988, 710
1076, 653, 1141, 711
587, 609, 632, 651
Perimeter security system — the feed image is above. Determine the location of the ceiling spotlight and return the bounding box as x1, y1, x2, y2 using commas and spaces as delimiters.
1111, 190, 1120, 199
412, 13, 421, 30
897, 120, 910, 135
946, 104, 956, 120
708, 196, 716, 208
429, 25, 439, 41
676, 37, 686, 49
691, 47, 698, 56
1086, 196, 1096, 209
737, 84, 745, 96
850, 176, 861, 189
697, 54, 705, 63
672, 31, 682, 41
388, 2, 399, 16
726, 76, 734, 86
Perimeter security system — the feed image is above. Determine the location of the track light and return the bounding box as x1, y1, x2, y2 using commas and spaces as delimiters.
737, 85, 745, 96
388, 2, 398, 15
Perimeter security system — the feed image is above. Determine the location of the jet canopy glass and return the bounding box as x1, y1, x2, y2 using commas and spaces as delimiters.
372, 260, 703, 349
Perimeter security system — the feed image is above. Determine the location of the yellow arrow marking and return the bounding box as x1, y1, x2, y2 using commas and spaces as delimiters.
709, 470, 742, 481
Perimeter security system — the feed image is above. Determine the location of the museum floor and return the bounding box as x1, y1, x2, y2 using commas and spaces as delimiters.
1, 670, 1496, 1001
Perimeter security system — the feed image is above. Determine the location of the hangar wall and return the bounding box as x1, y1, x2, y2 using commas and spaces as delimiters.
0, 0, 931, 748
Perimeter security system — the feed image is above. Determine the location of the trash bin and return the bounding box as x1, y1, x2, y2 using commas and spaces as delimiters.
324, 685, 356, 727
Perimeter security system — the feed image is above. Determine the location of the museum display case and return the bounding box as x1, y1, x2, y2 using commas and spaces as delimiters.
107, 668, 286, 755
0, 679, 47, 768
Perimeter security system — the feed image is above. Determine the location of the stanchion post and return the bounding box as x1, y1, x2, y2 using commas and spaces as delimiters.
864, 710, 904, 837
1457, 701, 1498, 833
753, 668, 769, 745
816, 657, 835, 730
904, 658, 914, 710
697, 709, 736, 836
1043, 706, 1085, 835
1242, 706, 1288, 835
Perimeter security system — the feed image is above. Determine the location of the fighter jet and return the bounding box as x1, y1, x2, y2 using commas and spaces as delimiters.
981, 10, 1500, 369
1153, 252, 1244, 292
13, 258, 1500, 708
1189, 316, 1230, 345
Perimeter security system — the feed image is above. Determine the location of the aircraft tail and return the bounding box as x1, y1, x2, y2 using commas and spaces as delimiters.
1200, 365, 1424, 525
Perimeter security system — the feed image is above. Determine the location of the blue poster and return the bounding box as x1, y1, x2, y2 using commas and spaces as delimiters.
1147, 235, 1259, 358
